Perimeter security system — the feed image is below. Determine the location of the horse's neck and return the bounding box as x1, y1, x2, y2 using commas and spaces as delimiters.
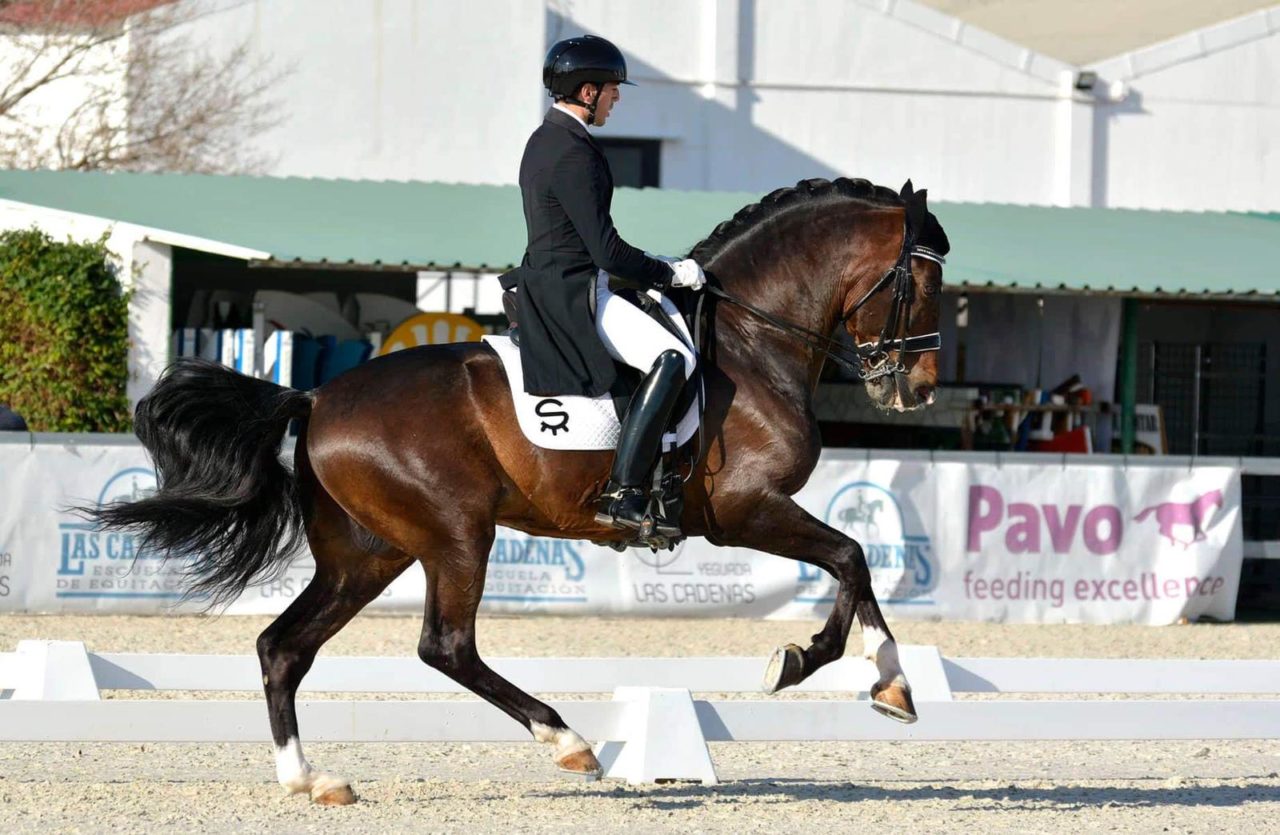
712, 273, 829, 398
711, 241, 849, 395
715, 247, 844, 335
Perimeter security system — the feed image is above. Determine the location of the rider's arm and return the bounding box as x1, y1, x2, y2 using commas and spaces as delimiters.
553, 144, 675, 291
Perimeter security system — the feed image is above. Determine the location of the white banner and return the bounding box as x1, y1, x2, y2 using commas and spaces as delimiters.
0, 439, 1243, 624
785, 456, 1243, 624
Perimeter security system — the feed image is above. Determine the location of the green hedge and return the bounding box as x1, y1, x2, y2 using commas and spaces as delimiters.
0, 228, 131, 432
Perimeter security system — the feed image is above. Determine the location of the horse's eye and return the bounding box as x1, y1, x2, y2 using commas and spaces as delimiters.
921, 281, 942, 297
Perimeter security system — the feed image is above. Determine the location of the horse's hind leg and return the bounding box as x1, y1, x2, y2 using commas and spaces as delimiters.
257, 560, 405, 804
722, 494, 915, 722
416, 523, 601, 776
256, 465, 411, 804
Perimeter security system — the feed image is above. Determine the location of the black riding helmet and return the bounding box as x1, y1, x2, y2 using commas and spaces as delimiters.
543, 35, 634, 125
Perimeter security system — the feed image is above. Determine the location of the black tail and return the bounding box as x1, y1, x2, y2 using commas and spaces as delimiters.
85, 358, 314, 607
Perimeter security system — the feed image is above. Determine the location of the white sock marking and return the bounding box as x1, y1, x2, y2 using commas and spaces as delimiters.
860, 621, 908, 689
531, 721, 591, 760
275, 737, 313, 794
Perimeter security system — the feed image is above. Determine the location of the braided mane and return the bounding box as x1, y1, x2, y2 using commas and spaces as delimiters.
688, 177, 903, 265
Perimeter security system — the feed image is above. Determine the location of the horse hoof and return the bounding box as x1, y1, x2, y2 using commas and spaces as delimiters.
556, 748, 602, 778
310, 775, 357, 806
870, 681, 918, 724
762, 644, 806, 694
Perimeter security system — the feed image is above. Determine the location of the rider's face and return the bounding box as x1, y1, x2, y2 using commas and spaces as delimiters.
587, 82, 620, 126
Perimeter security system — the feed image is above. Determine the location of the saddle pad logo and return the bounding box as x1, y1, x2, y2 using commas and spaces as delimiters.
535, 399, 570, 435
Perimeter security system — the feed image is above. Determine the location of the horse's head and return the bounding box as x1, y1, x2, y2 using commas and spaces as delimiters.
1201, 489, 1225, 509
842, 181, 949, 413
689, 178, 949, 412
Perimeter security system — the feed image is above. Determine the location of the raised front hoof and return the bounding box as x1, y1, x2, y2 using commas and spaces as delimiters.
310, 775, 357, 806
762, 644, 806, 694
556, 748, 602, 778
870, 682, 918, 724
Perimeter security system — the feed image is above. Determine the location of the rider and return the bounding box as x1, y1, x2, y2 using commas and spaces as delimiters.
513, 34, 705, 537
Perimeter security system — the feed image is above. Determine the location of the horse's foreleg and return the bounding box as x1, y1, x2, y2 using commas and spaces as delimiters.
722, 494, 916, 721
257, 556, 408, 804
854, 585, 916, 723
416, 542, 601, 777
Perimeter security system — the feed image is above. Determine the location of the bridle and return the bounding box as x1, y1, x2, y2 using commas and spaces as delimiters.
842, 237, 944, 381
704, 228, 945, 382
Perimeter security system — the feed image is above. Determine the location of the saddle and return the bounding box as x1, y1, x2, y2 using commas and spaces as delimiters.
490, 288, 701, 434
487, 285, 706, 551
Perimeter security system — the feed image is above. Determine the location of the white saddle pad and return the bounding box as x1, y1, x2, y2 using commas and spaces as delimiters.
483, 334, 701, 452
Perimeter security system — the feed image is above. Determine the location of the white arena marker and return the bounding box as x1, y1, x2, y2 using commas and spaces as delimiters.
594, 687, 718, 785
2, 643, 1279, 787
11, 640, 100, 701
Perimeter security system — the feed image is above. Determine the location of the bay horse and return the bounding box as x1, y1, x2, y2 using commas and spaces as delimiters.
89, 177, 949, 805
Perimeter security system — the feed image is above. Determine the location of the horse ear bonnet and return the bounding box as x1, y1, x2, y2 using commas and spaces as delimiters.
918, 189, 951, 257
899, 180, 950, 256
921, 210, 950, 256
899, 180, 927, 245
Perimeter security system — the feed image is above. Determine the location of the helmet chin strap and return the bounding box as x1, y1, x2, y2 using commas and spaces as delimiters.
562, 82, 600, 126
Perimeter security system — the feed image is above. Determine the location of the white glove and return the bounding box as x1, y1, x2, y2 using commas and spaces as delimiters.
668, 258, 706, 291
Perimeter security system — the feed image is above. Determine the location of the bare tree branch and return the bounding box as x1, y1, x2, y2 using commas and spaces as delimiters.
0, 31, 117, 114
0, 0, 284, 173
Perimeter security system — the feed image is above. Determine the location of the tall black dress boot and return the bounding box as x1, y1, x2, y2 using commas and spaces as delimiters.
595, 349, 686, 537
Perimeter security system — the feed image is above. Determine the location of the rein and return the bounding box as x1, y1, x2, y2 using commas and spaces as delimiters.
703, 242, 944, 382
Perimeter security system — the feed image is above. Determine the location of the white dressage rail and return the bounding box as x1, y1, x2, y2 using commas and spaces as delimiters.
2, 641, 1279, 784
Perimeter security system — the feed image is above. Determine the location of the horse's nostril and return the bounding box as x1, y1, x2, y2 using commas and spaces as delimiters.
915, 385, 934, 403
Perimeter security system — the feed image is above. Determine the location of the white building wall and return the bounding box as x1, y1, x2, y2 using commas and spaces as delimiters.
172, 0, 548, 185
529, 0, 1076, 202
1089, 9, 1280, 212
160, 0, 1076, 205
8, 0, 1277, 211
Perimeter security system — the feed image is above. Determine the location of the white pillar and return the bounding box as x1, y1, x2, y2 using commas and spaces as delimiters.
126, 240, 172, 408
1053, 71, 1097, 207
695, 0, 750, 190
701, 0, 741, 96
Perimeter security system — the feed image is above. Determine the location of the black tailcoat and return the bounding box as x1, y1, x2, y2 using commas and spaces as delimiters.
511, 107, 673, 397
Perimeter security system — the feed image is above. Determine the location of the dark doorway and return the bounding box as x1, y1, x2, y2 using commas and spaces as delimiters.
598, 138, 661, 188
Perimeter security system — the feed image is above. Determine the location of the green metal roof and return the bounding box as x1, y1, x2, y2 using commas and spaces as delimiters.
0, 169, 1277, 300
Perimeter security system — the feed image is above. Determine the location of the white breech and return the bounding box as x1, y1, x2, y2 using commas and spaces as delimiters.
593, 273, 695, 379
